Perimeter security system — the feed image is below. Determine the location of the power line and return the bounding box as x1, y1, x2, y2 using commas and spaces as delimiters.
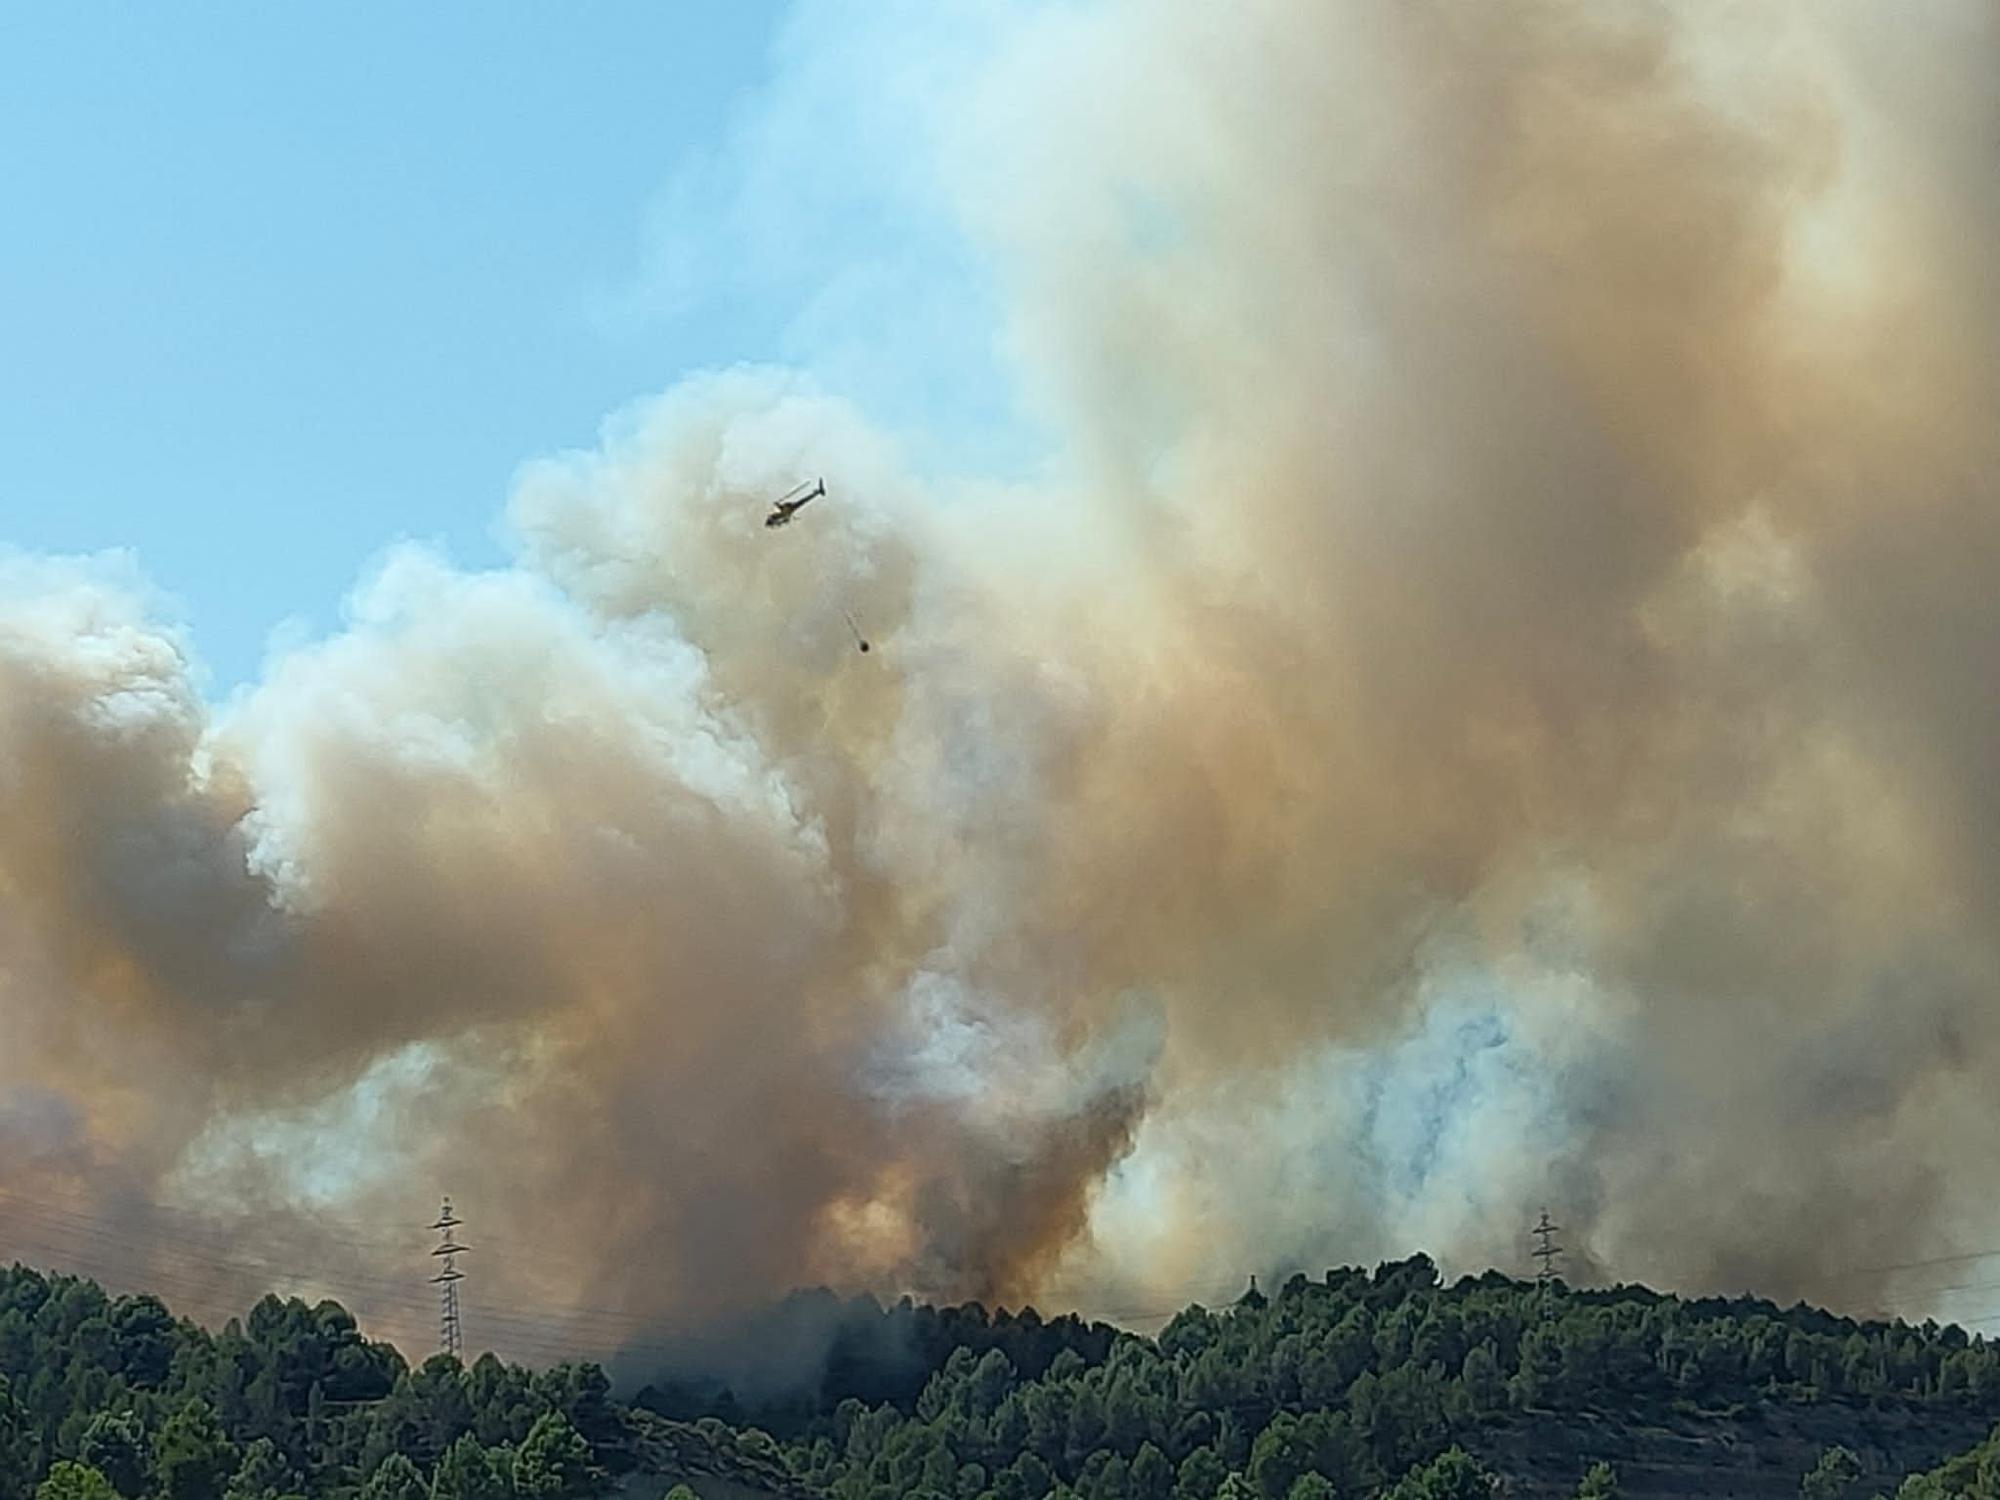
23, 1176, 2000, 1294
0, 1188, 635, 1333
0, 1184, 1262, 1341
0, 1183, 601, 1272
1820, 1249, 2000, 1283
0, 1187, 1211, 1362
24, 1178, 2000, 1363
1900, 1279, 2000, 1304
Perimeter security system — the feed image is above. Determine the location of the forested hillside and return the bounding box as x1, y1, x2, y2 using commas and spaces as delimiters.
9, 1255, 2000, 1500
0, 1263, 622, 1500
735, 1257, 2000, 1500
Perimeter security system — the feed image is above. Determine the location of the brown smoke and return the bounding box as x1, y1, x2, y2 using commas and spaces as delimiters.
1, 0, 1997, 1357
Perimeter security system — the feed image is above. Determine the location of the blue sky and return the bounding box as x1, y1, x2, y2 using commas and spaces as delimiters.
1, 3, 1017, 692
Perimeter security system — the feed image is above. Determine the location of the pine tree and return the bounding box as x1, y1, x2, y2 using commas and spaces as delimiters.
76, 1416, 146, 1500
155, 1403, 238, 1500
511, 1414, 599, 1500
35, 1465, 117, 1500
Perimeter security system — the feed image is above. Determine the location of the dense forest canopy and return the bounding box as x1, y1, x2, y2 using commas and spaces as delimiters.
7, 1255, 2000, 1500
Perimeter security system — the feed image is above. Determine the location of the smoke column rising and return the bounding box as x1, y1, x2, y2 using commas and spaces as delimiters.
1, 0, 1997, 1356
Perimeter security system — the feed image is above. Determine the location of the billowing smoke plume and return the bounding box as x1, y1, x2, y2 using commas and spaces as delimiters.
2, 0, 1996, 1358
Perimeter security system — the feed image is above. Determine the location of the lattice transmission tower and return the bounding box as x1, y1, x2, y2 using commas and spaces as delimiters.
1531, 1207, 1563, 1286
430, 1198, 468, 1359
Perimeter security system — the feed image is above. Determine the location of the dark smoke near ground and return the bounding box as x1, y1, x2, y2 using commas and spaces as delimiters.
621, 1289, 1116, 1432
1, 0, 1997, 1365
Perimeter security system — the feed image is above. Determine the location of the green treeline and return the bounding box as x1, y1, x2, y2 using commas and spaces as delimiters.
10, 1254, 2000, 1500
1899, 1427, 2000, 1500
767, 1257, 2000, 1500
0, 1265, 619, 1500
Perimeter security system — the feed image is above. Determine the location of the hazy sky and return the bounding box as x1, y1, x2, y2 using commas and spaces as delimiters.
0, 2, 931, 692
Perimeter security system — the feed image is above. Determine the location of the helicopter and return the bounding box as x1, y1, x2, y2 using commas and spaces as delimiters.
764, 477, 826, 528
760, 478, 872, 654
